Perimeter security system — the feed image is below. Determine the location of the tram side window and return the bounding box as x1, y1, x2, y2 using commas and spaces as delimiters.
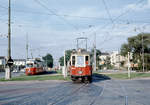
85, 56, 89, 61
85, 56, 89, 65
72, 56, 75, 66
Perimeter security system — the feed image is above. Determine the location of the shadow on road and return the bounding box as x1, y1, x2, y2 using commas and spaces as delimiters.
92, 73, 111, 83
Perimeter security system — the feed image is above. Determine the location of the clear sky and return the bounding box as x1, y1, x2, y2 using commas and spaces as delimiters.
0, 0, 150, 61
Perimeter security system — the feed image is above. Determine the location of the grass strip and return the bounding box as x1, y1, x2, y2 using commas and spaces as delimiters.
103, 72, 150, 79
0, 74, 71, 82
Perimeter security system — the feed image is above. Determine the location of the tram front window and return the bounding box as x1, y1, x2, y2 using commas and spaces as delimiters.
76, 56, 84, 67
26, 63, 33, 68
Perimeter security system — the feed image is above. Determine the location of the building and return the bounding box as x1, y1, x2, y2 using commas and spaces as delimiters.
99, 52, 110, 65
0, 56, 6, 72
110, 51, 127, 69
13, 59, 26, 67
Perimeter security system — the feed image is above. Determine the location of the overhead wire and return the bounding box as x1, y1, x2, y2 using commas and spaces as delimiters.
102, 0, 115, 27
33, 0, 78, 30
86, 0, 146, 38
85, 0, 146, 51
0, 3, 149, 24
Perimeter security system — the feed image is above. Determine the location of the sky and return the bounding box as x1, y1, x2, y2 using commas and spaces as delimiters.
0, 0, 150, 63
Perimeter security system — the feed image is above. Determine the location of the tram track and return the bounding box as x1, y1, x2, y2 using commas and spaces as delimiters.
49, 83, 89, 105
2, 82, 72, 105
88, 81, 106, 105
20, 82, 74, 105
11, 82, 89, 105
50, 75, 107, 105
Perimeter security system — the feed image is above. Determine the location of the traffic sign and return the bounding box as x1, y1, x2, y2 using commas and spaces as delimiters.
7, 58, 14, 66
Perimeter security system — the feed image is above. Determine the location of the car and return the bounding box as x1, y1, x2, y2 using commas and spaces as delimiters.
13, 69, 19, 73
20, 68, 25, 72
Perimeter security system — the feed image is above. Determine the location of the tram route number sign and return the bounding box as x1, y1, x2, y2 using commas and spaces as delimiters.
7, 58, 14, 66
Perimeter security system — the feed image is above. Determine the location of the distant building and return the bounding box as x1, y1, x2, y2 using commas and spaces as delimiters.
99, 52, 110, 65
13, 59, 26, 67
110, 51, 127, 68
0, 56, 6, 72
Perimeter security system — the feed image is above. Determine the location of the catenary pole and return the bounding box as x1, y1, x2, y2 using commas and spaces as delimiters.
5, 0, 11, 80
94, 32, 96, 71
25, 34, 28, 72
128, 52, 131, 79
142, 33, 145, 72
63, 51, 67, 78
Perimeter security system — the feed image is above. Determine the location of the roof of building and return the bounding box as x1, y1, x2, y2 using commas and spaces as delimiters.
13, 59, 26, 61
101, 52, 109, 55
0, 56, 6, 59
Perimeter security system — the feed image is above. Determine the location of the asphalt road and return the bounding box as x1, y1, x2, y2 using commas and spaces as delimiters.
0, 72, 24, 79
0, 75, 150, 105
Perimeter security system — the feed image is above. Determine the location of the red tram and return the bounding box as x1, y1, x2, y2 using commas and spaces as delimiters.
69, 49, 92, 83
25, 58, 45, 75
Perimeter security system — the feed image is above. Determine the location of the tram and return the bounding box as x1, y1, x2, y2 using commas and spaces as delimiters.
25, 58, 45, 75
69, 49, 92, 83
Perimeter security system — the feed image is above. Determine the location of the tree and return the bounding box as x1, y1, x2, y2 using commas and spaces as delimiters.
59, 56, 64, 66
120, 33, 150, 71
105, 56, 112, 69
90, 49, 102, 68
42, 53, 53, 68
59, 49, 73, 66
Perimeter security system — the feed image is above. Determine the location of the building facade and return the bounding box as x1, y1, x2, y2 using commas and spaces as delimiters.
0, 56, 6, 72
13, 59, 26, 67
110, 51, 127, 69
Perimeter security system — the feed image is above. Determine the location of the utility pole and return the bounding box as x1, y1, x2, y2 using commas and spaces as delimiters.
93, 33, 96, 71
63, 51, 67, 78
31, 52, 33, 59
142, 33, 145, 72
5, 0, 12, 80
46, 57, 48, 70
128, 52, 130, 78
26, 34, 29, 60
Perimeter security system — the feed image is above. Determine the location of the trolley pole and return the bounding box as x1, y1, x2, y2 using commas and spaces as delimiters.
5, 0, 12, 80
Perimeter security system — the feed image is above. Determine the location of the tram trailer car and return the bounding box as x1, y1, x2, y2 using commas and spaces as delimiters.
25, 58, 45, 75
70, 49, 92, 83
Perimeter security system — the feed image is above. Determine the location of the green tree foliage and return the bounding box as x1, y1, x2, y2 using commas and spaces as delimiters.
105, 56, 112, 69
120, 33, 150, 71
90, 49, 101, 67
42, 53, 53, 68
59, 49, 73, 66
59, 56, 64, 66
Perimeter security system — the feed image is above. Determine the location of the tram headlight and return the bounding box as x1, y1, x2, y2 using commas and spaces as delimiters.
78, 71, 83, 74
